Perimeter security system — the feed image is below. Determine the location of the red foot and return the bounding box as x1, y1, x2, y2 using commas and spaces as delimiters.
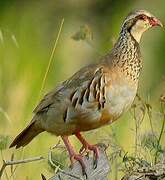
75, 132, 100, 168
61, 136, 87, 177
79, 143, 99, 157
70, 153, 87, 176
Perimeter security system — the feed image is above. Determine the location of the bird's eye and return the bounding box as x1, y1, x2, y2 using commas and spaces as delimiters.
139, 16, 144, 20
139, 15, 147, 21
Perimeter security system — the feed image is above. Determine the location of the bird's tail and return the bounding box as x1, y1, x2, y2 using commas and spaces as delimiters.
9, 120, 44, 149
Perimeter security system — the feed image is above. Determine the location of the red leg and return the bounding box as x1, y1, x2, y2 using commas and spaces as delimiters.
75, 132, 99, 168
61, 136, 87, 176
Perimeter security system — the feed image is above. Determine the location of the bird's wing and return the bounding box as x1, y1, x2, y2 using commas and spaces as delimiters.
61, 63, 110, 124
33, 83, 64, 113
33, 63, 110, 125
33, 64, 99, 114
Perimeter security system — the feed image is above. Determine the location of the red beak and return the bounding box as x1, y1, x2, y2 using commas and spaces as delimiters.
150, 17, 163, 27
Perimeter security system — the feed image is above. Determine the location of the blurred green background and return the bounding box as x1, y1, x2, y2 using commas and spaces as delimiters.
0, 0, 164, 179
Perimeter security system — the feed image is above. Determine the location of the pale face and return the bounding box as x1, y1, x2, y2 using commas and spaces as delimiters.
130, 18, 151, 42
123, 10, 163, 43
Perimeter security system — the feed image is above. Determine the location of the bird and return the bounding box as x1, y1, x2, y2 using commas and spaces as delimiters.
10, 10, 163, 176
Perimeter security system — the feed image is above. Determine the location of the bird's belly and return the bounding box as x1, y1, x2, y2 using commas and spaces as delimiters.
105, 83, 137, 120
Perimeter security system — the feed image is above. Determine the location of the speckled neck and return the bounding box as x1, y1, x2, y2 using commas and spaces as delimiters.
111, 27, 142, 82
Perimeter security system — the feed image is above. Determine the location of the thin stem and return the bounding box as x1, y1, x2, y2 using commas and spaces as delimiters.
146, 105, 156, 139
0, 107, 11, 124
0, 156, 44, 179
133, 106, 138, 158
37, 18, 65, 102
154, 102, 165, 164
0, 150, 9, 180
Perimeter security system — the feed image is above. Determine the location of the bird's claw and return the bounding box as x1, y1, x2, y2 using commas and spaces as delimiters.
89, 144, 99, 169
82, 169, 88, 179
70, 154, 87, 178
79, 144, 99, 169
93, 157, 98, 169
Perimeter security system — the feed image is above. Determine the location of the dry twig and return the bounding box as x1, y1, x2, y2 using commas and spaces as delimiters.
0, 156, 44, 179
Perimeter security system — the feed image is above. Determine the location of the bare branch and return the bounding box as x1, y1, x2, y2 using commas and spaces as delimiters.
0, 156, 44, 179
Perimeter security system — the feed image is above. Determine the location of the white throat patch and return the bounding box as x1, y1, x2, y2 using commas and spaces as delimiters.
130, 20, 149, 42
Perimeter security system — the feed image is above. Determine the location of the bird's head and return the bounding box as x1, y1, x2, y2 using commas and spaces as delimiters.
122, 10, 163, 42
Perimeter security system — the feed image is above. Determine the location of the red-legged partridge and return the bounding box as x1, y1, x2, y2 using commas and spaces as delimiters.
10, 10, 163, 176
